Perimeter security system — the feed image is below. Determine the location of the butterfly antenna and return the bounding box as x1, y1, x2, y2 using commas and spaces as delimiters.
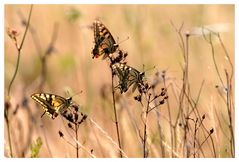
41, 111, 46, 118
117, 36, 129, 45
71, 90, 83, 98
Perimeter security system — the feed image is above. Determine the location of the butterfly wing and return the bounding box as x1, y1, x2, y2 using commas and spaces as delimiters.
112, 63, 130, 93
31, 93, 71, 119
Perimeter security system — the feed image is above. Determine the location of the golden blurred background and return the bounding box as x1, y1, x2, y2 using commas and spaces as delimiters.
4, 4, 234, 158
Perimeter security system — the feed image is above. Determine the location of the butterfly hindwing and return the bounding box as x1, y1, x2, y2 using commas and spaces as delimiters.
92, 20, 118, 59
31, 93, 72, 119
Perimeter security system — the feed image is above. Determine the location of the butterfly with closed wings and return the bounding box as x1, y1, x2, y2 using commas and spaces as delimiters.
92, 20, 119, 59
112, 63, 145, 94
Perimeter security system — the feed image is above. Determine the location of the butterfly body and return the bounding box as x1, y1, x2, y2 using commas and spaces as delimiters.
112, 63, 145, 93
92, 20, 118, 59
31, 93, 72, 119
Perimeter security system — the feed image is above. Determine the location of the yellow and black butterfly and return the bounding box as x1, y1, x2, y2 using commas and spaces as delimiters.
112, 63, 145, 93
31, 93, 72, 119
92, 20, 118, 59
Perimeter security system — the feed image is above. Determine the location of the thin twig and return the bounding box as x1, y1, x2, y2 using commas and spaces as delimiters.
225, 70, 234, 157
191, 129, 214, 157
152, 88, 165, 157
163, 77, 174, 157
208, 33, 226, 89
75, 122, 79, 158
8, 5, 33, 96
89, 118, 128, 157
143, 93, 151, 158
6, 5, 33, 158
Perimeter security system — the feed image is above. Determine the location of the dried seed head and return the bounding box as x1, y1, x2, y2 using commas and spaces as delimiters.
134, 94, 142, 102
210, 128, 214, 134
159, 99, 165, 105
58, 131, 64, 137
7, 27, 19, 39
68, 123, 73, 128
160, 91, 166, 96
82, 114, 87, 120
75, 113, 79, 121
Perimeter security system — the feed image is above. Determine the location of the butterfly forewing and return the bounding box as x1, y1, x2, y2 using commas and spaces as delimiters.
31, 93, 72, 119
92, 20, 118, 59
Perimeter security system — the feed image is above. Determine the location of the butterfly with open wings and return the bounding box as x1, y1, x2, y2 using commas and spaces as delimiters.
31, 93, 72, 119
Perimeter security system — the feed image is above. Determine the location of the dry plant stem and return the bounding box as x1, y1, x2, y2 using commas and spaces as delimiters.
207, 32, 233, 157
6, 5, 33, 158
208, 34, 226, 89
152, 89, 165, 157
192, 130, 214, 157
171, 23, 191, 156
18, 10, 42, 55
5, 110, 13, 157
143, 93, 151, 158
73, 139, 96, 158
111, 70, 123, 158
171, 23, 188, 156
163, 78, 174, 157
75, 123, 79, 158
184, 81, 216, 156
7, 5, 33, 96
89, 118, 128, 157
193, 119, 198, 158
181, 33, 190, 157
215, 109, 230, 141
225, 70, 234, 157
91, 122, 106, 157
219, 35, 234, 112
218, 35, 234, 81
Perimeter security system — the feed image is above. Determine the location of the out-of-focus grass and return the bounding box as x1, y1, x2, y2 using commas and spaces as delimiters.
4, 4, 234, 157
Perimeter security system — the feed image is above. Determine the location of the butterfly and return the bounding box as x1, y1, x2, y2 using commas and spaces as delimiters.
92, 20, 119, 59
31, 93, 72, 119
112, 63, 145, 93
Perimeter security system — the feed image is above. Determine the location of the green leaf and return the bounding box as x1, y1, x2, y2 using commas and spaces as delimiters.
30, 137, 43, 158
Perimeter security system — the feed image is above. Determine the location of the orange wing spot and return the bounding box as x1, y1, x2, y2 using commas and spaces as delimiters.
52, 101, 61, 107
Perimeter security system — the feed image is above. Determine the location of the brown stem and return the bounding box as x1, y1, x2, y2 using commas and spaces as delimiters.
6, 5, 33, 157
163, 78, 174, 157
143, 93, 151, 158
152, 89, 165, 157
225, 70, 234, 157
75, 122, 79, 158
111, 69, 123, 158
